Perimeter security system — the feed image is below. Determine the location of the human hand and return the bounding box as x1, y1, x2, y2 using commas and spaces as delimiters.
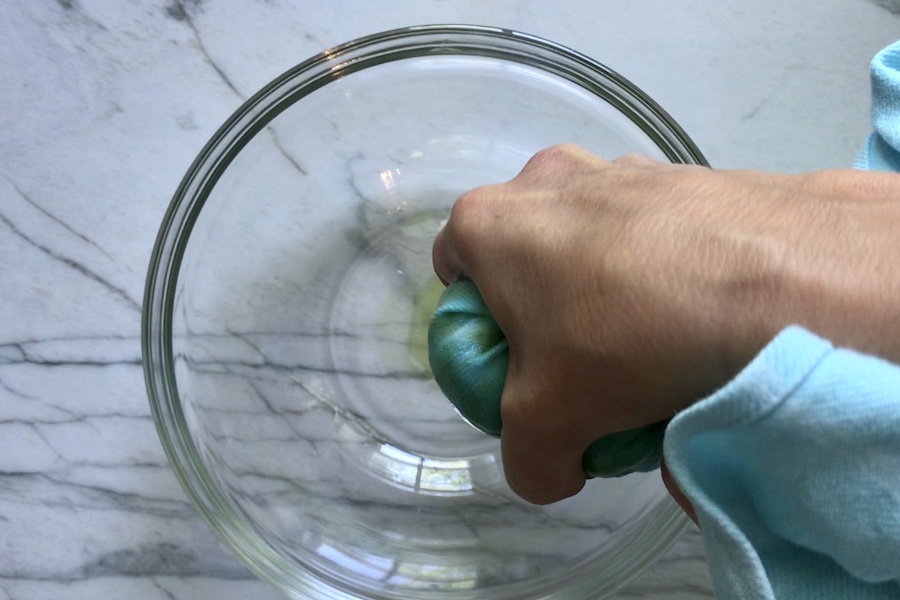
432, 144, 900, 505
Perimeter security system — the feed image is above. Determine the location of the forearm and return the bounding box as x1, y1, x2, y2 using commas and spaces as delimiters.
746, 169, 900, 366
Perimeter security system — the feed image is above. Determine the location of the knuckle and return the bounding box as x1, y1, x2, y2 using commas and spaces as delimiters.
520, 143, 584, 177
447, 188, 487, 238
444, 186, 497, 267
613, 153, 653, 166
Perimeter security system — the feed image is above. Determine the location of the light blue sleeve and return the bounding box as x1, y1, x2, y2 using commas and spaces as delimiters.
664, 327, 900, 599
664, 39, 900, 599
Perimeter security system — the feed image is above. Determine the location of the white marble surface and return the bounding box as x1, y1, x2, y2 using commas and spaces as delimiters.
1, 2, 897, 599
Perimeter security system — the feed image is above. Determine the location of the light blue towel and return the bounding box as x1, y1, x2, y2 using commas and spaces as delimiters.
666, 40, 900, 599
664, 328, 900, 599
855, 41, 900, 171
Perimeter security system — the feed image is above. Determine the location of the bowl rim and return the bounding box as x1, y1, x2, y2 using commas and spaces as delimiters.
142, 23, 705, 600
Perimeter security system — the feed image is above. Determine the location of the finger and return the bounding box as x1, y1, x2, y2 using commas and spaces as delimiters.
514, 144, 610, 184
431, 225, 459, 285
501, 426, 587, 504
660, 459, 698, 525
499, 373, 588, 504
432, 185, 499, 285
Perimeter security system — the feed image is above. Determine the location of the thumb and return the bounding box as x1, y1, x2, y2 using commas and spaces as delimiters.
661, 458, 698, 525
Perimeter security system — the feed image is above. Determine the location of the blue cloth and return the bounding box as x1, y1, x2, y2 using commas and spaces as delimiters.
856, 42, 900, 171
666, 40, 900, 599
428, 277, 508, 437
664, 328, 900, 599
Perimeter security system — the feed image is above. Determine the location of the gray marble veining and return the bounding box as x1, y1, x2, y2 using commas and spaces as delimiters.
2, 1, 897, 598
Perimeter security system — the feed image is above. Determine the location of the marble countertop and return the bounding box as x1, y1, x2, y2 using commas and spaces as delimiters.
1, 2, 896, 599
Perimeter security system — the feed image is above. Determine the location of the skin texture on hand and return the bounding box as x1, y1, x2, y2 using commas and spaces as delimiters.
432, 144, 900, 506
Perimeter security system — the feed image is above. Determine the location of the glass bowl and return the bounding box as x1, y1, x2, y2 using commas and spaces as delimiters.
143, 24, 707, 600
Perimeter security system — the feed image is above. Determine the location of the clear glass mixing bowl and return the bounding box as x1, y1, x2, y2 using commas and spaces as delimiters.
143, 24, 707, 600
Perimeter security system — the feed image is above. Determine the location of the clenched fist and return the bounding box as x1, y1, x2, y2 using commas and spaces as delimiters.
432, 144, 900, 506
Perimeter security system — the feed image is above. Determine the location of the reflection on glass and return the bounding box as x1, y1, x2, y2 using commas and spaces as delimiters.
378, 168, 399, 192
369, 442, 474, 495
